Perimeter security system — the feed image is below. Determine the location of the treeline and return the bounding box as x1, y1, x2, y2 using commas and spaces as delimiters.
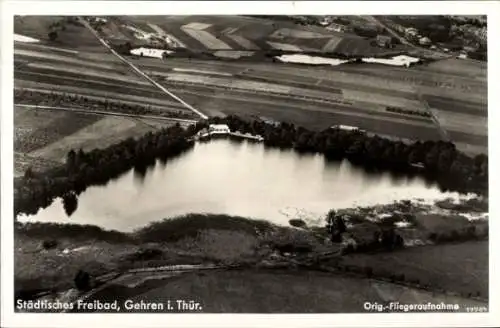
428, 225, 488, 244
47, 16, 83, 41
386, 106, 432, 118
14, 89, 196, 120
15, 114, 488, 217
208, 116, 488, 194
15, 123, 197, 217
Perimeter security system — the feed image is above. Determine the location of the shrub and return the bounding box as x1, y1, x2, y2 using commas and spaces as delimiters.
74, 270, 91, 291
41, 240, 58, 250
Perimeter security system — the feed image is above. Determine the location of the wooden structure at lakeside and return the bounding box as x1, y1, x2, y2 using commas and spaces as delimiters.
194, 124, 264, 142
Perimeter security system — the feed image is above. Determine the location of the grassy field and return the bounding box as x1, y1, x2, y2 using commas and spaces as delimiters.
102, 267, 485, 313
14, 106, 173, 174
112, 15, 387, 57
340, 241, 488, 298
15, 214, 487, 312
14, 106, 101, 153
14, 16, 108, 52
14, 16, 487, 158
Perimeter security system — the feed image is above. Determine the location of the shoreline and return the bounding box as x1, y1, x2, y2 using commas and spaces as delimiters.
15, 210, 488, 310
14, 116, 488, 219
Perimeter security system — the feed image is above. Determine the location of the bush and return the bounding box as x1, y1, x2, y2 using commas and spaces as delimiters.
125, 247, 163, 262
41, 240, 58, 250
48, 31, 58, 41
74, 270, 91, 291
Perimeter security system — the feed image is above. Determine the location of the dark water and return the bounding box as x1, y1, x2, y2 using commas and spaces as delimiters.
19, 139, 455, 232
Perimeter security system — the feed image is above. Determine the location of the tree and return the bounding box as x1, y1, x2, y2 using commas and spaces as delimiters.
48, 30, 58, 41
74, 270, 91, 291
62, 192, 78, 217
66, 149, 76, 172
24, 167, 35, 180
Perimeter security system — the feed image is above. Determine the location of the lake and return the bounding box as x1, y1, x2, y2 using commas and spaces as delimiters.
19, 139, 460, 232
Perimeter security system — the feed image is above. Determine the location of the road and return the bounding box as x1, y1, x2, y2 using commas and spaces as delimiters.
78, 17, 209, 120
15, 104, 198, 124
363, 15, 415, 47
363, 16, 451, 59
416, 92, 450, 141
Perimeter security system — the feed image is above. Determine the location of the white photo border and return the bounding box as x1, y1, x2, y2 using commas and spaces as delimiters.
1, 1, 498, 327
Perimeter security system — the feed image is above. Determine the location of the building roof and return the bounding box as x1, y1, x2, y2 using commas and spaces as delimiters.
209, 124, 230, 129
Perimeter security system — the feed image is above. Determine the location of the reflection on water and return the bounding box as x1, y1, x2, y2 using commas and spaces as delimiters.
19, 139, 461, 232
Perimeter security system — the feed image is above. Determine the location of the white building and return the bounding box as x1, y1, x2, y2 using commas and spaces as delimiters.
208, 124, 230, 134
331, 125, 364, 132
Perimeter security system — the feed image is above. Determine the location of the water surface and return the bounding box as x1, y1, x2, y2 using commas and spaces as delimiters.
20, 139, 458, 232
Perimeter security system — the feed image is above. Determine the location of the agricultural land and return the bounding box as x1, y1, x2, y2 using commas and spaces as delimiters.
12, 15, 489, 313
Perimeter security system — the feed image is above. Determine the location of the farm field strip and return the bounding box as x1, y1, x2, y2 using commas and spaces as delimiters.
266, 41, 304, 52
189, 95, 442, 140
339, 62, 486, 85
14, 83, 189, 112
341, 89, 425, 111
226, 34, 260, 50
15, 70, 161, 98
159, 79, 351, 107
16, 104, 198, 124
234, 73, 343, 95
180, 26, 232, 50
15, 107, 102, 153
171, 67, 233, 77
420, 59, 486, 78
162, 73, 293, 94
447, 130, 488, 147
431, 110, 488, 137
340, 242, 488, 298
239, 69, 421, 100
14, 48, 125, 71
150, 67, 427, 113
423, 95, 486, 116
21, 62, 148, 85
29, 116, 164, 162
14, 41, 79, 55
15, 42, 127, 64
418, 86, 486, 106
322, 37, 344, 52
15, 70, 176, 101
416, 64, 486, 80
160, 72, 367, 103
163, 86, 438, 129
14, 53, 130, 74
146, 22, 188, 48
336, 65, 486, 94
250, 67, 420, 94
137, 61, 248, 76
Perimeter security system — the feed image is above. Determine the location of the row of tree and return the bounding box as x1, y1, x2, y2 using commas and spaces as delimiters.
210, 116, 488, 194
386, 106, 432, 118
14, 89, 196, 120
15, 115, 487, 218
428, 225, 488, 244
15, 123, 198, 217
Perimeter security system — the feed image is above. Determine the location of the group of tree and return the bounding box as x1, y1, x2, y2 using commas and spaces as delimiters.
15, 115, 488, 218
47, 17, 82, 42
14, 89, 196, 120
15, 123, 197, 217
428, 225, 487, 244
386, 106, 432, 118
341, 227, 404, 255
210, 115, 488, 194
326, 209, 347, 242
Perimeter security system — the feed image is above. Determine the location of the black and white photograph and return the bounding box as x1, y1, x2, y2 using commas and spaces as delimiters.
1, 1, 498, 327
